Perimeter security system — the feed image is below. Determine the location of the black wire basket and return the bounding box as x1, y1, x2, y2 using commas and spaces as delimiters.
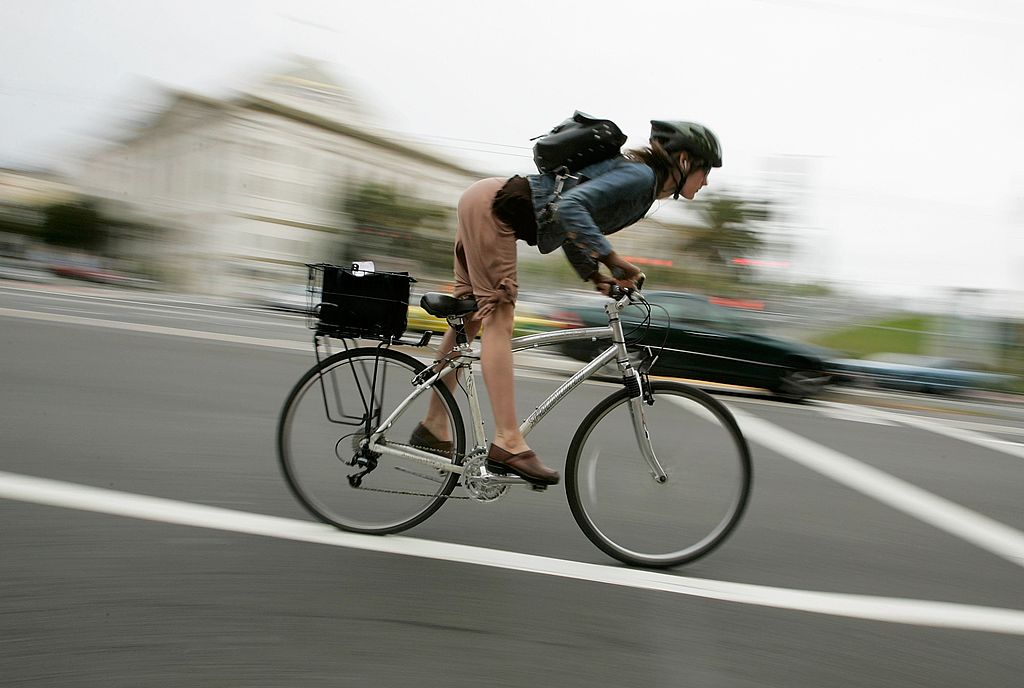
306, 263, 416, 341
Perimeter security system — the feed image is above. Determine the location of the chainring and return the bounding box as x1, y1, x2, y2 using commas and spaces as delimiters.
461, 453, 508, 503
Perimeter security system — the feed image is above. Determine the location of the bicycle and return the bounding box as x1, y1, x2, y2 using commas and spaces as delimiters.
278, 264, 752, 568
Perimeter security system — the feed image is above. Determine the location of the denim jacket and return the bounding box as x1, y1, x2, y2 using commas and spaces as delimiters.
527, 156, 657, 279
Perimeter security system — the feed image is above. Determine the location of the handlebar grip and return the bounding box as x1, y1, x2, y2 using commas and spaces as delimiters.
609, 273, 647, 299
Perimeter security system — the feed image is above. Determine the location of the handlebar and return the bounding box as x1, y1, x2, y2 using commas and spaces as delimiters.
608, 272, 647, 303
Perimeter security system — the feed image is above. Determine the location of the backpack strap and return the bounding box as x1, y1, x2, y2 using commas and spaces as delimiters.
537, 167, 578, 226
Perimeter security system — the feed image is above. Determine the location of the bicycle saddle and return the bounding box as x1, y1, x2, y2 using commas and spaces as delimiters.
420, 292, 479, 317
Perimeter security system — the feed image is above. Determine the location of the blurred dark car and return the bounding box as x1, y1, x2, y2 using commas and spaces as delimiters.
553, 290, 832, 401
827, 354, 1016, 395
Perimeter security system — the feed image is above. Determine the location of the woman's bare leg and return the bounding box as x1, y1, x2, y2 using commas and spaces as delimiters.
479, 302, 558, 483
421, 301, 557, 482
421, 302, 527, 452
479, 302, 529, 454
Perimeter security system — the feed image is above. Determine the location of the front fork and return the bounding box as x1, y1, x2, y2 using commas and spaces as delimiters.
607, 305, 668, 483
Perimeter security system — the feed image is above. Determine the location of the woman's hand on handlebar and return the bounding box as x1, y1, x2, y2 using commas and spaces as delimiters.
590, 270, 634, 296
590, 271, 646, 298
594, 277, 637, 297
597, 252, 647, 296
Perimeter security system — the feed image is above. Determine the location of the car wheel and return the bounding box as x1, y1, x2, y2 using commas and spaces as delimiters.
774, 368, 830, 402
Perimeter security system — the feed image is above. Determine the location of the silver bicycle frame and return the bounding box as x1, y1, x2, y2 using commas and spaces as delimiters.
368, 294, 668, 481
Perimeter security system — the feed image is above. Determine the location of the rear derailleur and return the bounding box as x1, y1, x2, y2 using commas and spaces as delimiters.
345, 437, 381, 488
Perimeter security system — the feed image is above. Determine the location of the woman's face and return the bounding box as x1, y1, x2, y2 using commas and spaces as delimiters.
679, 166, 709, 200
658, 152, 711, 200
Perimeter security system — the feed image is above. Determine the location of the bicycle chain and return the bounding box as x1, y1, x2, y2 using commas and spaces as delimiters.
351, 485, 471, 499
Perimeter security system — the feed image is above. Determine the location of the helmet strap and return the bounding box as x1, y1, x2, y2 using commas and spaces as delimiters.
672, 161, 688, 200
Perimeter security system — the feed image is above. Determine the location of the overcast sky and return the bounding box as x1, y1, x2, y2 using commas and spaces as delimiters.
2, 0, 1023, 301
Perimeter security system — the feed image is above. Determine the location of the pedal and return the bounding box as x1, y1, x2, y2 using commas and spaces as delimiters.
530, 484, 548, 492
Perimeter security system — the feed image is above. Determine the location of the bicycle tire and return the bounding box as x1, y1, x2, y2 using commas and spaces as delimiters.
278, 346, 465, 534
566, 381, 751, 567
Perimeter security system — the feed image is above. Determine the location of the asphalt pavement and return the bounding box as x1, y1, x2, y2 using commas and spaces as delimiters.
2, 282, 1023, 687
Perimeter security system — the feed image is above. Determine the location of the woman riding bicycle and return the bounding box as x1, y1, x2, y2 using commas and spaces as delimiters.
414, 120, 723, 486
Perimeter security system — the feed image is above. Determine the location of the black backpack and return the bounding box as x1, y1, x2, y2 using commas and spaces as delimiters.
532, 111, 627, 175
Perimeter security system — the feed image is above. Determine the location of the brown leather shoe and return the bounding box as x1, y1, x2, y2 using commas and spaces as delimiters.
410, 423, 453, 457
486, 444, 560, 485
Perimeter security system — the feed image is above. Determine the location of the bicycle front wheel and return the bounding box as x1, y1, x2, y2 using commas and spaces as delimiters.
566, 381, 751, 567
278, 346, 465, 534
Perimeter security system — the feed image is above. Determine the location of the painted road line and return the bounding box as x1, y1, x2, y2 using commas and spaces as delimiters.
0, 283, 258, 314
49, 301, 290, 328
2, 469, 1024, 636
726, 406, 1024, 570
1, 290, 303, 329
814, 403, 896, 426
851, 404, 1024, 461
0, 306, 309, 352
935, 417, 1024, 438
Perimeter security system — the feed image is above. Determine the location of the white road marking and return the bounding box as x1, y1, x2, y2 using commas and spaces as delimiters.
2, 469, 1024, 636
55, 303, 289, 328
0, 306, 309, 353
2, 288, 317, 341
0, 283, 262, 315
984, 439, 1024, 448
850, 405, 1024, 461
727, 407, 1024, 570
936, 418, 1024, 438
5, 288, 292, 327
815, 404, 896, 425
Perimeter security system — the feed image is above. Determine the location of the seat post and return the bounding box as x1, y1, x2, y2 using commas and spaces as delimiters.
449, 316, 469, 347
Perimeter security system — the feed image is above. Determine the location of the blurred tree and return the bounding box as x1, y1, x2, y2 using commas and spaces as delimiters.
42, 200, 108, 252
0, 205, 44, 239
338, 182, 453, 276
684, 193, 770, 268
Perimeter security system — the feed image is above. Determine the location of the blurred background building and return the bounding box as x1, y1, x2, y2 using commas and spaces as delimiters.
77, 58, 481, 295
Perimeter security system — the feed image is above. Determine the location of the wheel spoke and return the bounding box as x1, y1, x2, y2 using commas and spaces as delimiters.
566, 382, 751, 567
279, 347, 465, 534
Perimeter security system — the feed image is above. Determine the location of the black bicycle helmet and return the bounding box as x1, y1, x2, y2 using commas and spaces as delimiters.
650, 120, 723, 168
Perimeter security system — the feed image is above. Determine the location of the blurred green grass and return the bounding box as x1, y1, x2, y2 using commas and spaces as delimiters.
812, 315, 1023, 394
811, 316, 933, 358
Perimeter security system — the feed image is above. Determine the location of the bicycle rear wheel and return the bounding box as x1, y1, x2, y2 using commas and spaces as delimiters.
278, 346, 465, 534
566, 381, 751, 567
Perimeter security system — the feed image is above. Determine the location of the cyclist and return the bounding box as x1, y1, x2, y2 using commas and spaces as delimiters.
413, 120, 722, 485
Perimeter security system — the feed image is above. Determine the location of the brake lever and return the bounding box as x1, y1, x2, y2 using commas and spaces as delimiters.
609, 273, 648, 304
608, 285, 634, 305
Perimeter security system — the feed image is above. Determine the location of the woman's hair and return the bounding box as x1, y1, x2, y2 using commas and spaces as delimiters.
626, 141, 705, 189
